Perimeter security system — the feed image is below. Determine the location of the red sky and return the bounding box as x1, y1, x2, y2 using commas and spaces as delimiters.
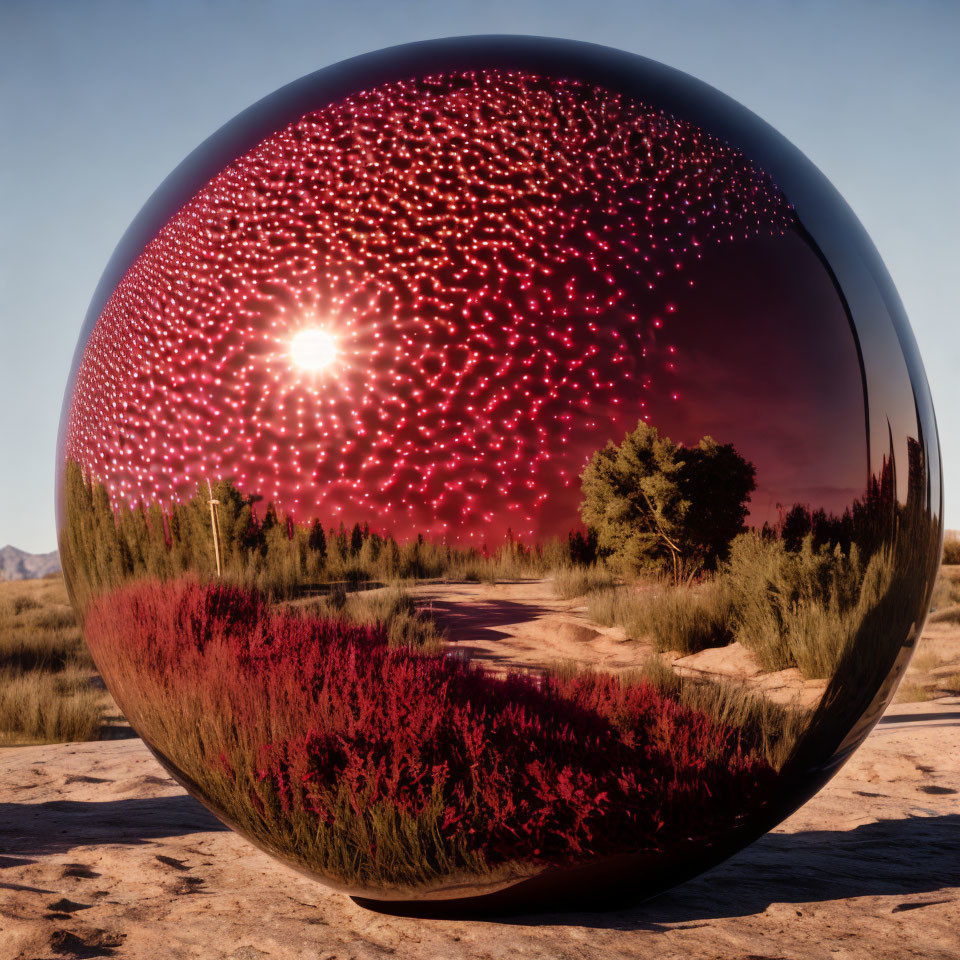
64, 69, 863, 544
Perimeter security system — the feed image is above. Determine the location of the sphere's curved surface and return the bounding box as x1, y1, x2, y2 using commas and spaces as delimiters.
57, 37, 942, 914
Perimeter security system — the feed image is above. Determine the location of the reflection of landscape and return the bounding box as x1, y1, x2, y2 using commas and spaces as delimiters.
54, 64, 941, 905
57, 414, 938, 896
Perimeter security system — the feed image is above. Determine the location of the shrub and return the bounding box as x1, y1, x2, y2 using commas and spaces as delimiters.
724, 533, 882, 678
941, 533, 960, 565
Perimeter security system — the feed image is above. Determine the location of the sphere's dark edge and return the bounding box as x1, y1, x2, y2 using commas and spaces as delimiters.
56, 34, 943, 915
139, 717, 791, 919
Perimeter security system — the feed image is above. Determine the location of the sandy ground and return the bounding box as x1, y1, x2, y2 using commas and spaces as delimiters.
3, 579, 958, 958
409, 579, 642, 674
409, 579, 828, 707
1, 693, 958, 960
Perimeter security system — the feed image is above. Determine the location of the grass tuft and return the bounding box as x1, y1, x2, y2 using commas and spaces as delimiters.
587, 579, 733, 655
0, 577, 104, 744
551, 566, 617, 600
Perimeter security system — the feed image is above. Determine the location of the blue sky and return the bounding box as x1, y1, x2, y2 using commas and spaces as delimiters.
1, 0, 957, 553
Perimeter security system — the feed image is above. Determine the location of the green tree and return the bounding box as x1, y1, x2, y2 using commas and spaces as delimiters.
676, 435, 756, 575
579, 420, 754, 583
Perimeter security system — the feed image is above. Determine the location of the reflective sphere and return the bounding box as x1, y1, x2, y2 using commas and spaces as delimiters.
57, 37, 942, 915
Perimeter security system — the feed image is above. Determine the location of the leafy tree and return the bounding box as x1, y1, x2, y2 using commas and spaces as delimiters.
676, 436, 757, 576
579, 420, 755, 583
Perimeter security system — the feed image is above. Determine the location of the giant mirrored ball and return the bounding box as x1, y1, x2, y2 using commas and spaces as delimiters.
57, 37, 942, 914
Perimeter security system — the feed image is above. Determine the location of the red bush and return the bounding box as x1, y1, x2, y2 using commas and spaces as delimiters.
85, 578, 774, 873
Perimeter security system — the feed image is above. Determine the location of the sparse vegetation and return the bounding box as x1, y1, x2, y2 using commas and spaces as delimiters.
551, 566, 617, 599
0, 576, 105, 744
587, 579, 734, 655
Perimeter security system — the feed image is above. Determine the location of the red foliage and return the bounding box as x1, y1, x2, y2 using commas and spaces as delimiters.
85, 578, 775, 870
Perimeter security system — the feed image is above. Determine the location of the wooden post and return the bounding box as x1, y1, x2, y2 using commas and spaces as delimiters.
207, 478, 223, 578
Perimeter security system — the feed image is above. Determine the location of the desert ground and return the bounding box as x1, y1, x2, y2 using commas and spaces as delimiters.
1, 575, 959, 960
0, 693, 957, 960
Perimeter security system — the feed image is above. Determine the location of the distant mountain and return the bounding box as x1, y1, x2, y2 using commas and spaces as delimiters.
0, 545, 61, 581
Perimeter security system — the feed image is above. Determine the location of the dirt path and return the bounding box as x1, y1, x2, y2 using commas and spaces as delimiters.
407, 578, 650, 675
405, 579, 826, 707
1, 695, 957, 960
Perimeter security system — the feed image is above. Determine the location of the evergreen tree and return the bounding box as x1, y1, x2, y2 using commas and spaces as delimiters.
350, 522, 364, 556
308, 519, 327, 558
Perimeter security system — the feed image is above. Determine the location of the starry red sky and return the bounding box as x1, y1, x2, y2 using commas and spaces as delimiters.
64, 68, 863, 544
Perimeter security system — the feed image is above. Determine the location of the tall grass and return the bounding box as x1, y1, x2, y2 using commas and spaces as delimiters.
551, 566, 617, 600
0, 669, 103, 743
587, 535, 892, 680
291, 585, 445, 655
84, 577, 775, 892
576, 659, 806, 770
587, 579, 734, 655
0, 577, 104, 744
784, 492, 941, 778
725, 534, 889, 679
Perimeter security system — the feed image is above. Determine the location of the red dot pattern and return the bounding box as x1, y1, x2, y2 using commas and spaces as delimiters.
65, 70, 794, 542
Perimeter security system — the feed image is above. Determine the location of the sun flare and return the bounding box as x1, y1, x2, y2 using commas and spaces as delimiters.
290, 327, 338, 372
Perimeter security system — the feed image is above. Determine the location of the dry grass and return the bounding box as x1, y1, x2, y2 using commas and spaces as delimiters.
909, 649, 945, 674
894, 681, 938, 703
551, 566, 617, 600
0, 575, 106, 744
935, 672, 960, 695
928, 566, 960, 620
586, 579, 734, 655
554, 656, 806, 771
940, 532, 960, 565
288, 584, 446, 655
0, 668, 104, 743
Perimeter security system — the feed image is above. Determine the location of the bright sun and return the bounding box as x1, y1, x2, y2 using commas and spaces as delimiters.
290, 327, 338, 372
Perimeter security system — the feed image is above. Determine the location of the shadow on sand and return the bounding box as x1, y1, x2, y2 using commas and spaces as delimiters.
420, 595, 555, 663
494, 813, 960, 929
2, 791, 957, 928
0, 794, 227, 859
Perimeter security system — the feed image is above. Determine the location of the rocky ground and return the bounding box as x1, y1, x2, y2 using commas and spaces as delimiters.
1, 692, 957, 960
